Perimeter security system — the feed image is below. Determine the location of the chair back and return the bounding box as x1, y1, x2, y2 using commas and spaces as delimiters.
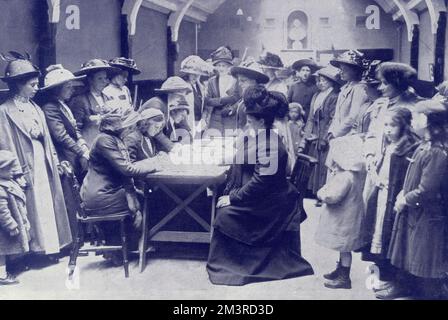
60, 161, 88, 219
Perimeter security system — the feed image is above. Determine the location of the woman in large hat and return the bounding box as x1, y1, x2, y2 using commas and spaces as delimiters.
68, 59, 120, 146
258, 51, 288, 96
300, 65, 341, 194
328, 50, 369, 139
203, 46, 240, 135
0, 52, 72, 257
103, 57, 141, 116
288, 58, 320, 119
229, 59, 270, 130
207, 84, 314, 286
179, 55, 209, 131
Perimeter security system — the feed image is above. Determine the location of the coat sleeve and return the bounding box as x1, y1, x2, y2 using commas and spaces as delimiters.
123, 133, 141, 163
43, 103, 85, 159
333, 85, 369, 138
0, 188, 18, 232
68, 95, 88, 130
404, 149, 448, 207
229, 142, 280, 205
317, 173, 352, 205
321, 94, 338, 136
96, 135, 154, 179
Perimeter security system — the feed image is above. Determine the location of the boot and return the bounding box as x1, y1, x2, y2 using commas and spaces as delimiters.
323, 261, 342, 280
324, 266, 351, 289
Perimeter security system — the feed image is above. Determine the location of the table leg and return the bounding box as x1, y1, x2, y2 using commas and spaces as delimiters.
139, 189, 150, 273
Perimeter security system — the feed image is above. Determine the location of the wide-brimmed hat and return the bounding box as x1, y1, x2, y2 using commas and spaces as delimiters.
169, 95, 190, 113
292, 58, 319, 73
276, 66, 295, 80
326, 135, 364, 172
109, 57, 141, 75
0, 150, 17, 170
180, 55, 209, 77
74, 59, 120, 76
155, 76, 192, 94
230, 59, 270, 84
313, 65, 342, 85
258, 52, 284, 70
330, 50, 365, 69
360, 60, 382, 85
140, 108, 165, 122
210, 46, 233, 66
41, 64, 85, 91
0, 51, 40, 82
121, 111, 141, 128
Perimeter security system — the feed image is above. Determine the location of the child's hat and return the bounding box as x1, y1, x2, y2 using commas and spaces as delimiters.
326, 135, 364, 172
0, 150, 18, 170
289, 102, 305, 115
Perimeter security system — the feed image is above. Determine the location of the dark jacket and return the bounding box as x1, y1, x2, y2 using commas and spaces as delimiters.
42, 99, 87, 170
287, 80, 319, 119
362, 134, 419, 261
388, 142, 448, 278
80, 131, 156, 215
216, 131, 300, 245
0, 180, 30, 255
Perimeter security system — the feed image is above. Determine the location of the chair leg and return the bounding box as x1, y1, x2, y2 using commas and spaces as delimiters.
120, 219, 129, 278
68, 221, 83, 280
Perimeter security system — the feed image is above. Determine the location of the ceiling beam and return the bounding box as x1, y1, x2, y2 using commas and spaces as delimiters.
426, 0, 447, 34
122, 0, 143, 36
391, 0, 420, 41
168, 0, 195, 42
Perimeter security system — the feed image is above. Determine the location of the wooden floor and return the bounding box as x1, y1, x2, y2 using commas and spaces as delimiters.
1, 199, 378, 300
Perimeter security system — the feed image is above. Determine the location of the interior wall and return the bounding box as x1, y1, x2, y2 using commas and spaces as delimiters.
198, 0, 400, 65
56, 0, 122, 73
175, 20, 197, 74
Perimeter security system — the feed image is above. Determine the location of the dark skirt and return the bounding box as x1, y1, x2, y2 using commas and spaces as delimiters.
206, 229, 314, 286
307, 140, 329, 195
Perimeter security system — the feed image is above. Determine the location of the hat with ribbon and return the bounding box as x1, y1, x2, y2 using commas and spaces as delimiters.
180, 55, 210, 77
330, 50, 365, 69
258, 52, 284, 70
155, 76, 193, 94
0, 51, 40, 82
230, 59, 270, 84
292, 58, 320, 73
210, 46, 234, 66
313, 65, 343, 85
109, 57, 141, 75
74, 59, 120, 76
140, 108, 165, 122
121, 111, 141, 129
41, 64, 85, 91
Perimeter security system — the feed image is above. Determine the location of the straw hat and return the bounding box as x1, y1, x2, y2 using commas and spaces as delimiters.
230, 59, 270, 84
74, 59, 120, 76
180, 55, 209, 77
291, 58, 319, 73
0, 51, 40, 82
140, 108, 165, 122
330, 50, 365, 69
210, 46, 233, 66
258, 52, 284, 70
41, 64, 85, 91
313, 65, 342, 85
155, 76, 192, 94
109, 57, 141, 75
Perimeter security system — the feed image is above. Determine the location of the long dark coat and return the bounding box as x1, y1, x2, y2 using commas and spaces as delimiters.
0, 98, 72, 252
362, 134, 419, 262
287, 80, 319, 120
388, 142, 448, 278
301, 89, 338, 194
207, 131, 314, 286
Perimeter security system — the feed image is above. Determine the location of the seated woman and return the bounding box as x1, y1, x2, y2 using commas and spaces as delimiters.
80, 112, 157, 246
207, 85, 314, 286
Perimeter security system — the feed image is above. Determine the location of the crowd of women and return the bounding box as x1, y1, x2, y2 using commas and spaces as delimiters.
0, 46, 447, 300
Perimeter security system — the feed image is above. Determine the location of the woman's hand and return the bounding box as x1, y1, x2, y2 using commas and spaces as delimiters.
9, 227, 20, 237
133, 211, 143, 229
394, 191, 407, 213
216, 195, 231, 208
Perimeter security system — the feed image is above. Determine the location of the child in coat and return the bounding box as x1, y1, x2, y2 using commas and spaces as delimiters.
288, 102, 306, 155
0, 150, 31, 285
361, 108, 419, 297
383, 108, 448, 299
315, 135, 366, 289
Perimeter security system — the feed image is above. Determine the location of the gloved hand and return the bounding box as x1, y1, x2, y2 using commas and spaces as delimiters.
9, 227, 20, 237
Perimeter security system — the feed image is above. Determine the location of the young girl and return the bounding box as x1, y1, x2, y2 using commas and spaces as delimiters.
315, 135, 366, 289
361, 108, 419, 297
288, 102, 306, 155
384, 109, 448, 299
0, 150, 31, 285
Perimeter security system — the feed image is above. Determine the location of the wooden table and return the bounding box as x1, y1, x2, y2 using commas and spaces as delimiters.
138, 144, 231, 272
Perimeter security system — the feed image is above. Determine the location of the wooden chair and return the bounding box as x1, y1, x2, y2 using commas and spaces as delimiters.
63, 164, 131, 279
